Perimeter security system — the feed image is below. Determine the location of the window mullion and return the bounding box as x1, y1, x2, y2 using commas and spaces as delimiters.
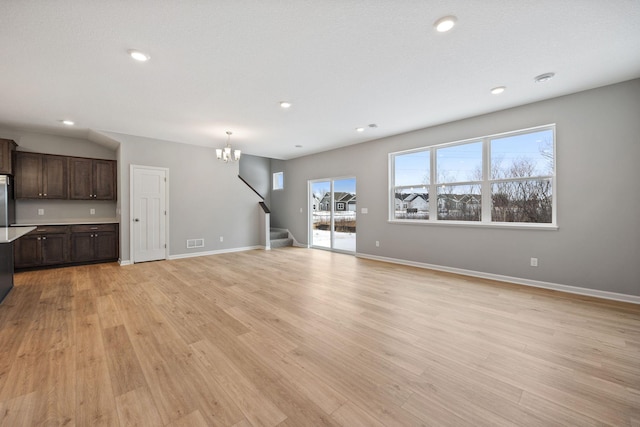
481, 137, 491, 222
430, 147, 437, 221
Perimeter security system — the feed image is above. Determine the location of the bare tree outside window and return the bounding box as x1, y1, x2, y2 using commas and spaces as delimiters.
490, 131, 554, 223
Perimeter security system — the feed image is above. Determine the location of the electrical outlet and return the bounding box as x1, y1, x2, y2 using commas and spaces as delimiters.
361, 208, 368, 214
220, 236, 224, 242
530, 257, 538, 267
38, 209, 44, 216
375, 240, 380, 247
90, 208, 95, 215
299, 207, 303, 213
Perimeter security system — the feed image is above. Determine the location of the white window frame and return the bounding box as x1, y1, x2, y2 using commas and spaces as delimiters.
389, 124, 557, 230
273, 171, 284, 191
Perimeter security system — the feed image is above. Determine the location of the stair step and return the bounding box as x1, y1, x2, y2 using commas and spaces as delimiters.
271, 238, 293, 248
270, 229, 289, 240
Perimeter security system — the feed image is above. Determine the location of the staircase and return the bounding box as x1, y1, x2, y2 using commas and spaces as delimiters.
270, 228, 293, 249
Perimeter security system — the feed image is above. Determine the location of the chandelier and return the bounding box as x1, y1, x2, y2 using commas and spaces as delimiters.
216, 131, 241, 163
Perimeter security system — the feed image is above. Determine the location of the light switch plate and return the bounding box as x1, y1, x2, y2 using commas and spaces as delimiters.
38, 209, 44, 215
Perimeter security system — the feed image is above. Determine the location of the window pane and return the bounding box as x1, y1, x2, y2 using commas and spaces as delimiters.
273, 172, 284, 190
436, 141, 482, 183
394, 187, 429, 220
437, 184, 481, 221
394, 151, 429, 186
491, 129, 553, 179
491, 179, 552, 223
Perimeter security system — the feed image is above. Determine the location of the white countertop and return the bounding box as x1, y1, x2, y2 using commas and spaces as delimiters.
0, 226, 37, 244
14, 218, 119, 226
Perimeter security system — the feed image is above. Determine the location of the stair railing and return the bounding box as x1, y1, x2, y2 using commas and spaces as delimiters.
237, 175, 271, 250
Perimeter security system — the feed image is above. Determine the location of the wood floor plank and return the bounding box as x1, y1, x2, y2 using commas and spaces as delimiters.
76, 358, 118, 426
0, 391, 42, 427
0, 248, 637, 426
115, 386, 163, 427
190, 338, 288, 427
102, 324, 147, 397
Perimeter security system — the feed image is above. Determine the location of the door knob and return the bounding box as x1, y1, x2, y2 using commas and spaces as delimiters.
134, 218, 140, 222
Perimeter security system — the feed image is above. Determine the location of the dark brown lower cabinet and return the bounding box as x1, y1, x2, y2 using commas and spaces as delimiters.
70, 224, 118, 262
14, 223, 118, 269
14, 226, 70, 268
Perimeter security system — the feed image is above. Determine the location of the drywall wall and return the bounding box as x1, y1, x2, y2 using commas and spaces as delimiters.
239, 154, 271, 207
0, 129, 118, 222
1, 129, 117, 159
271, 79, 640, 297
108, 132, 263, 262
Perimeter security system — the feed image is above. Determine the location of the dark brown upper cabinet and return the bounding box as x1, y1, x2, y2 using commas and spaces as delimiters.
14, 152, 68, 199
0, 138, 17, 174
69, 157, 116, 200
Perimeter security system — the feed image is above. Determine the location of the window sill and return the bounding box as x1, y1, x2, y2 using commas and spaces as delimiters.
388, 219, 558, 231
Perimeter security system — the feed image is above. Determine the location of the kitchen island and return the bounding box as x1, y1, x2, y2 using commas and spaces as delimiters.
0, 226, 36, 302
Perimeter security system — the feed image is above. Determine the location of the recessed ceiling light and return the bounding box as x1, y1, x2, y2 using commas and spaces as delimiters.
535, 72, 555, 83
434, 15, 457, 32
368, 123, 378, 128
490, 86, 506, 95
280, 101, 292, 109
356, 127, 365, 132
61, 120, 75, 126
295, 145, 303, 148
128, 49, 150, 62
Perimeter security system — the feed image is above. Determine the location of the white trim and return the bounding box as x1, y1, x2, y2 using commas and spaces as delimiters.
387, 219, 558, 230
167, 245, 262, 260
119, 259, 132, 266
356, 253, 640, 305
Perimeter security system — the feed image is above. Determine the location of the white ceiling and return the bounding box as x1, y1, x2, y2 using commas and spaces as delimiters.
1, 1, 639, 160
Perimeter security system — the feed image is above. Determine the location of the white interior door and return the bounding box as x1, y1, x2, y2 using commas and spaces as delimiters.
132, 166, 167, 263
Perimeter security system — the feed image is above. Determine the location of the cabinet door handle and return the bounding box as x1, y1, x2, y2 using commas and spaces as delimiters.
42, 237, 47, 240
38, 193, 42, 196
43, 193, 47, 196
90, 227, 98, 230
95, 234, 98, 237
37, 237, 41, 241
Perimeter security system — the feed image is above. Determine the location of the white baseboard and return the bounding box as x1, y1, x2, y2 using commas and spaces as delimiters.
356, 253, 640, 305
167, 245, 263, 260
119, 259, 132, 266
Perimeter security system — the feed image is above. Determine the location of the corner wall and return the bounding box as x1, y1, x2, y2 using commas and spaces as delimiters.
270, 79, 640, 297
108, 132, 263, 262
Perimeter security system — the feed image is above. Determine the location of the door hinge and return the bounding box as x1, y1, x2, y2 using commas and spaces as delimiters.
164, 177, 167, 182
164, 244, 167, 248
164, 210, 167, 215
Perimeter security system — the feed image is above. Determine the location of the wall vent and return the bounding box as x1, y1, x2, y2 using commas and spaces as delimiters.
186, 238, 205, 249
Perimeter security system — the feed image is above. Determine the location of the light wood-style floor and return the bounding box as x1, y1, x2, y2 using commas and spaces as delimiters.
0, 248, 639, 426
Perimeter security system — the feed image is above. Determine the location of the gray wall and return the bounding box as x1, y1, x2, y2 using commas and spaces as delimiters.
239, 154, 271, 207
271, 79, 640, 297
0, 129, 118, 222
107, 132, 262, 262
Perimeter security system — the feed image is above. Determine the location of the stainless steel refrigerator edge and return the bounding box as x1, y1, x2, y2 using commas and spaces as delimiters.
1, 175, 16, 302
0, 175, 16, 226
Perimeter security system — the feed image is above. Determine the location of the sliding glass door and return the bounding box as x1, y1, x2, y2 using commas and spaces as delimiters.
310, 177, 356, 252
